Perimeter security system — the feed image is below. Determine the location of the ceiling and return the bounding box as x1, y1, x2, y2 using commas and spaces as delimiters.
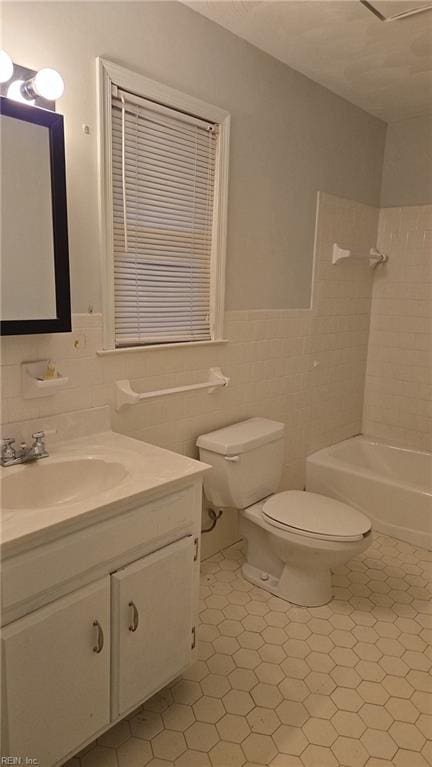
181, 0, 432, 123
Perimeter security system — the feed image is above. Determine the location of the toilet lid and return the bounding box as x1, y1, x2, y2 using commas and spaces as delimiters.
262, 491, 371, 542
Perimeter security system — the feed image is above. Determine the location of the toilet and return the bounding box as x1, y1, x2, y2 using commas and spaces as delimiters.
197, 418, 372, 607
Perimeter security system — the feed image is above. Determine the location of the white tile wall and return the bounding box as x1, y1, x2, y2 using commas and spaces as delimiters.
0, 313, 314, 463
363, 204, 432, 452
0, 192, 384, 555
306, 193, 379, 453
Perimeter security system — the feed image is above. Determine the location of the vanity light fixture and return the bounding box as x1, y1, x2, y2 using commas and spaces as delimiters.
2, 62, 64, 108
0, 50, 13, 83
21, 68, 64, 101
7, 79, 34, 105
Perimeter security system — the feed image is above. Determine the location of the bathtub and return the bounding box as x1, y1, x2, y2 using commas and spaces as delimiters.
306, 436, 432, 550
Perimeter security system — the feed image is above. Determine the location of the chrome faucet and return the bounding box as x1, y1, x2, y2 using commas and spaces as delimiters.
1, 432, 49, 467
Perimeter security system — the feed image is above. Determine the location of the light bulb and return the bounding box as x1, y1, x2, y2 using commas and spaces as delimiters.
33, 68, 64, 100
0, 50, 13, 83
7, 79, 34, 105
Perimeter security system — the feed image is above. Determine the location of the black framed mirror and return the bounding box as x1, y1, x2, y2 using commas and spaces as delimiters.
0, 96, 71, 335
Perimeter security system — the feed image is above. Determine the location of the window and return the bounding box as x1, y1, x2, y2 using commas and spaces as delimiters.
98, 60, 230, 349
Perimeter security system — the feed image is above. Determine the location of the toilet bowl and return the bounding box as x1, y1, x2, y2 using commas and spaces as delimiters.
239, 491, 372, 606
197, 418, 372, 607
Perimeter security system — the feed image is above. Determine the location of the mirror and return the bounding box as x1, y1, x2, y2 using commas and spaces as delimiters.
0, 96, 71, 335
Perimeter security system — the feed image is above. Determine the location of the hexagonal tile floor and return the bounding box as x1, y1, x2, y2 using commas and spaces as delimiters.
66, 532, 431, 767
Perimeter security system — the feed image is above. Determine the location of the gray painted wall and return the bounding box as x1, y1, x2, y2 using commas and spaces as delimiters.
3, 1, 386, 312
381, 114, 432, 207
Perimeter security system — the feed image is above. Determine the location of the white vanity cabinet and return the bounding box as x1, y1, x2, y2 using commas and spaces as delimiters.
1, 578, 111, 766
1, 476, 204, 767
111, 536, 195, 718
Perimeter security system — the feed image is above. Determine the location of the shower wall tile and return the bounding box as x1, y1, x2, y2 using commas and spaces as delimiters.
306, 192, 379, 453
363, 204, 432, 452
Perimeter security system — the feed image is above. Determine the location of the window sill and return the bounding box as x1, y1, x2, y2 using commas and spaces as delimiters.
97, 339, 229, 356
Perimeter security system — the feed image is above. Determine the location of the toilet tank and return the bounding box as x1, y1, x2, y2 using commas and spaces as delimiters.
197, 418, 285, 510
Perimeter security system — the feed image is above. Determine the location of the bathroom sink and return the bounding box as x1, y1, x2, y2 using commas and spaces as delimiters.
0, 431, 209, 556
1, 457, 128, 510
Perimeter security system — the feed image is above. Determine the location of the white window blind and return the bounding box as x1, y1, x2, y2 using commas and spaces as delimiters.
111, 87, 218, 347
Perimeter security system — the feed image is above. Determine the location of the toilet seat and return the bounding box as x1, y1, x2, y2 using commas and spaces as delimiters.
262, 491, 371, 543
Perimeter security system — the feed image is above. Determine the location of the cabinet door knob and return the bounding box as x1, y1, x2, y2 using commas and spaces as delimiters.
128, 601, 139, 632
93, 620, 104, 653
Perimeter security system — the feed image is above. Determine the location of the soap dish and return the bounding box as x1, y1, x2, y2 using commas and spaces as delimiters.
22, 360, 69, 399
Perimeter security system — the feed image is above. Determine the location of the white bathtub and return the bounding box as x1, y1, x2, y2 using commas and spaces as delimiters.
306, 436, 432, 550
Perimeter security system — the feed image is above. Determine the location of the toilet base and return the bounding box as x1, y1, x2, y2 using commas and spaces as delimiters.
239, 500, 372, 608
242, 561, 333, 607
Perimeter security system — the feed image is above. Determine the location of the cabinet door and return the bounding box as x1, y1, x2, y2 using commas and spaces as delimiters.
112, 536, 195, 718
1, 577, 110, 766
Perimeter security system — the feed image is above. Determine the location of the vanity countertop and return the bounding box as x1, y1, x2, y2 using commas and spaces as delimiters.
0, 431, 210, 558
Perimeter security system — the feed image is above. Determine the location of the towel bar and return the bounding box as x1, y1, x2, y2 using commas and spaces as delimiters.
115, 367, 229, 410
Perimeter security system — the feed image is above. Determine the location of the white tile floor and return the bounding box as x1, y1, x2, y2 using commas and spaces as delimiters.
68, 532, 431, 767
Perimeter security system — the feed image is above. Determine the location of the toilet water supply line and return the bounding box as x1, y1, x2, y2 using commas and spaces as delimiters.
202, 508, 223, 534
